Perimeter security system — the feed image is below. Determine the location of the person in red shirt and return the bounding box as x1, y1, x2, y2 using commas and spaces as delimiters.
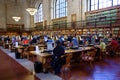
22, 39, 29, 46
109, 38, 119, 49
107, 38, 119, 56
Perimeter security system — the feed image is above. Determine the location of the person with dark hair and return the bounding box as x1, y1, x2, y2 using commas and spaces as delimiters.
30, 37, 37, 44
67, 35, 73, 42
51, 40, 65, 74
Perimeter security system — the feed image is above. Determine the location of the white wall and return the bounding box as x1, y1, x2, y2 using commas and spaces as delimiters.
40, 0, 88, 24
43, 0, 51, 26
0, 0, 6, 28
0, 0, 28, 29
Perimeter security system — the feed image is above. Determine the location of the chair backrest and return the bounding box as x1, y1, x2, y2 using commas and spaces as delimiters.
18, 48, 23, 53
28, 46, 35, 51
63, 53, 72, 67
101, 49, 106, 52
88, 48, 96, 57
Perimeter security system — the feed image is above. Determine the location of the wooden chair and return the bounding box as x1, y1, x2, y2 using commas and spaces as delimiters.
22, 46, 29, 58
100, 49, 107, 60
0, 41, 3, 46
81, 48, 96, 68
17, 48, 24, 58
61, 53, 72, 79
23, 45, 35, 59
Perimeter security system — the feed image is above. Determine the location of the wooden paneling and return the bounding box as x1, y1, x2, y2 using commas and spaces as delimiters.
6, 24, 24, 32
71, 14, 77, 28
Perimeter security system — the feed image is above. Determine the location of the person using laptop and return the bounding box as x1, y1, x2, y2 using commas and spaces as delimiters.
71, 36, 79, 48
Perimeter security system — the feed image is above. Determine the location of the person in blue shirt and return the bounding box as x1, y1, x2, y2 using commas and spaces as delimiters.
72, 36, 79, 48
46, 37, 54, 50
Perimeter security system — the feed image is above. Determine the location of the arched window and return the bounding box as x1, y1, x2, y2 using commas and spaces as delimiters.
89, 0, 120, 11
34, 4, 43, 23
54, 0, 67, 18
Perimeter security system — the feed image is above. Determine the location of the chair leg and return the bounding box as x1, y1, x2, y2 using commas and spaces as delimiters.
61, 67, 64, 80
61, 67, 71, 80
90, 61, 93, 69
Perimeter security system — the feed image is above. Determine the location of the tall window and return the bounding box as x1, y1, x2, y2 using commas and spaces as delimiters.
55, 0, 67, 18
99, 0, 112, 9
90, 0, 98, 11
34, 4, 43, 23
113, 0, 120, 6
89, 0, 120, 11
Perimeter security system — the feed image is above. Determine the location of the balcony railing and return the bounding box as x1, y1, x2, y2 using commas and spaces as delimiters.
0, 17, 120, 33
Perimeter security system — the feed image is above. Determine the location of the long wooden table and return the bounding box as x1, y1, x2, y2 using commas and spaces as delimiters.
29, 46, 94, 72
30, 51, 52, 72
14, 45, 25, 58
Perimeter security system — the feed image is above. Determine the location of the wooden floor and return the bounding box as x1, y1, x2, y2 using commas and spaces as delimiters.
0, 49, 39, 80
61, 55, 120, 80
0, 48, 120, 80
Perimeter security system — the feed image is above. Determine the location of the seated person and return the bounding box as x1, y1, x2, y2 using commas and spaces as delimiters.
12, 37, 17, 45
103, 36, 108, 44
84, 40, 89, 46
51, 40, 65, 74
67, 35, 72, 42
22, 38, 29, 46
30, 38, 37, 44
58, 36, 65, 46
44, 35, 48, 42
71, 36, 79, 48
94, 39, 106, 60
46, 37, 54, 51
107, 38, 119, 56
100, 39, 106, 52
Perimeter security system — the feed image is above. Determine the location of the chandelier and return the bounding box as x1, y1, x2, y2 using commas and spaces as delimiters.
26, 0, 37, 15
26, 8, 37, 15
12, 16, 21, 22
12, 0, 21, 22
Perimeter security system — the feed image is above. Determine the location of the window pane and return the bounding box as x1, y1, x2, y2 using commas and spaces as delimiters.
99, 0, 104, 3
94, 4, 98, 10
118, 0, 120, 4
34, 4, 43, 22
107, 1, 112, 7
54, 0, 67, 18
91, 0, 95, 5
89, 0, 120, 11
99, 3, 103, 9
91, 6, 94, 11
95, 0, 98, 4
113, 0, 118, 5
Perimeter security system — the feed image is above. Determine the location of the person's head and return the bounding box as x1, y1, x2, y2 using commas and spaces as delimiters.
48, 37, 51, 39
55, 40, 62, 46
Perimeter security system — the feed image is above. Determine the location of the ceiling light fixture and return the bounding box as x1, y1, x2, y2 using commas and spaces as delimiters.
26, 0, 37, 15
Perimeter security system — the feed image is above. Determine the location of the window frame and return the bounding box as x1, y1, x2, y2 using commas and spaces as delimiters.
54, 0, 67, 18
89, 0, 120, 11
34, 3, 43, 23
